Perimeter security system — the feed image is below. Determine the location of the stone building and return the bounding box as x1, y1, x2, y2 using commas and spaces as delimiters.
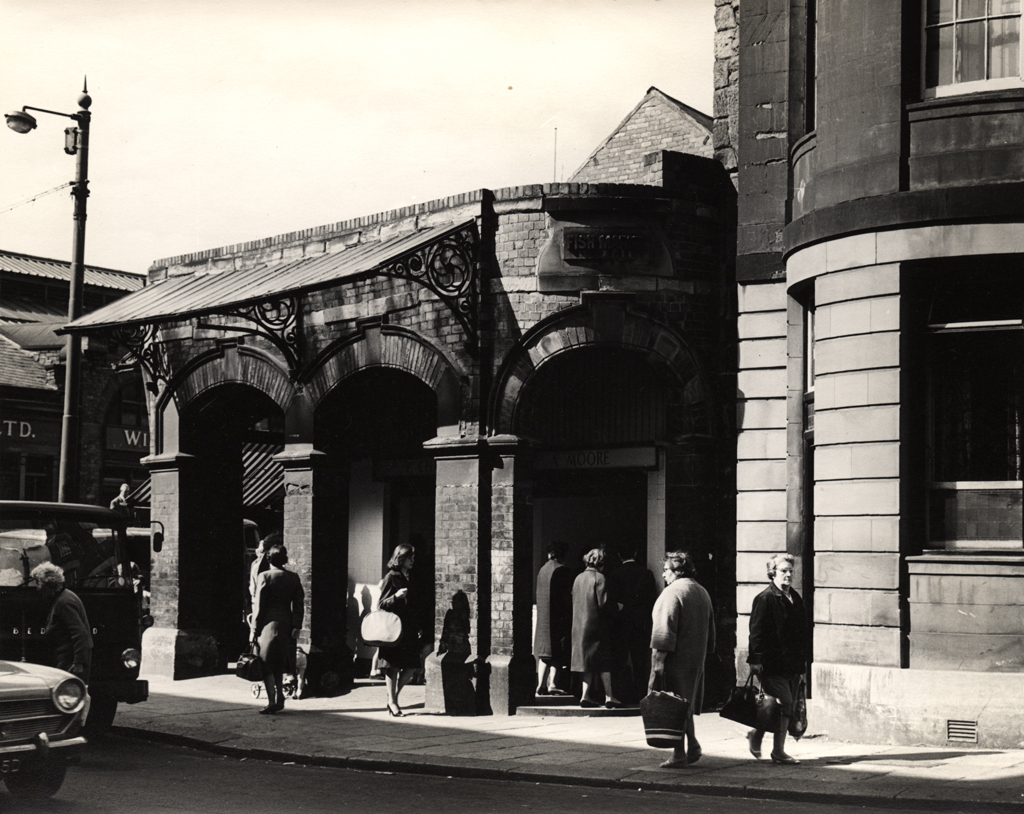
64, 90, 737, 713
0, 250, 148, 505
720, 0, 1023, 747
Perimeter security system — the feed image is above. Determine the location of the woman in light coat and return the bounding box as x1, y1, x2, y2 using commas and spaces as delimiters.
571, 548, 622, 709
649, 550, 716, 769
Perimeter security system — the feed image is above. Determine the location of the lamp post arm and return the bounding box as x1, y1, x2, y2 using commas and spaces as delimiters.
20, 105, 81, 122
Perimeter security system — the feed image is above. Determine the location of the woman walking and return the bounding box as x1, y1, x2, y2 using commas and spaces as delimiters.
250, 543, 304, 715
571, 548, 622, 709
747, 553, 808, 765
649, 550, 716, 769
378, 543, 421, 717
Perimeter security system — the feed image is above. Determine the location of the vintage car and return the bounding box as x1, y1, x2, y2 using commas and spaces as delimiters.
0, 659, 88, 798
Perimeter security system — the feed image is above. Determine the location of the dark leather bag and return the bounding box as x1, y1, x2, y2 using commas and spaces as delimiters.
235, 643, 263, 682
720, 673, 760, 729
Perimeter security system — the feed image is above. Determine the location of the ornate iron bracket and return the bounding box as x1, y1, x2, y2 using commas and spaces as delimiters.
110, 322, 172, 392
376, 223, 477, 344
195, 295, 301, 374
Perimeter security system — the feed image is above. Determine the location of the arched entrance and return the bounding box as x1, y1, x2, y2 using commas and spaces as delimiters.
315, 368, 439, 672
178, 383, 285, 665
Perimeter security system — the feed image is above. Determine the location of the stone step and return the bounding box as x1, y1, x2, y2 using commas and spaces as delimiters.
517, 703, 641, 717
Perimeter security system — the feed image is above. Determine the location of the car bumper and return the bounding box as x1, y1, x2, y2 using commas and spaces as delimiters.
1, 734, 87, 766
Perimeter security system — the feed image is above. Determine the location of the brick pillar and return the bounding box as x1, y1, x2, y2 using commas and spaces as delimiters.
486, 435, 534, 715
140, 450, 220, 678
424, 436, 484, 713
274, 444, 328, 651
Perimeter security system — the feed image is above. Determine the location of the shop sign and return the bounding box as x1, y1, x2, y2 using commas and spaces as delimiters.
106, 426, 149, 452
0, 419, 61, 447
563, 229, 650, 263
535, 446, 657, 471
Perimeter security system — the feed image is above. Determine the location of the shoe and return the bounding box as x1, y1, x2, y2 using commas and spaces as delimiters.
686, 745, 702, 765
387, 703, 404, 718
536, 687, 550, 696
605, 700, 623, 709
659, 758, 687, 769
259, 705, 277, 715
770, 752, 800, 765
548, 688, 570, 697
746, 730, 762, 759
580, 699, 600, 709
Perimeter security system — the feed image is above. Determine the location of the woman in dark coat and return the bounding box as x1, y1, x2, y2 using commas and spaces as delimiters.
250, 543, 305, 715
571, 548, 622, 709
747, 553, 808, 765
534, 540, 572, 696
377, 543, 420, 717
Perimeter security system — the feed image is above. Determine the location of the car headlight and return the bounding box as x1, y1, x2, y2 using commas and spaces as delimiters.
53, 678, 87, 714
122, 648, 142, 670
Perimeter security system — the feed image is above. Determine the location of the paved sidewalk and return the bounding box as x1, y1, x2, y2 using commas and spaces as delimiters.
112, 674, 1024, 811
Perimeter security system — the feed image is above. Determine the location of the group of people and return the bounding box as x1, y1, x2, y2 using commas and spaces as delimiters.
535, 542, 808, 769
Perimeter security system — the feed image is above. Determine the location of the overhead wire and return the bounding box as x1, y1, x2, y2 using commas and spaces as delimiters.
0, 182, 74, 215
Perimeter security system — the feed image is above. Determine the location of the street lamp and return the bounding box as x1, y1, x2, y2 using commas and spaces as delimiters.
5, 80, 92, 503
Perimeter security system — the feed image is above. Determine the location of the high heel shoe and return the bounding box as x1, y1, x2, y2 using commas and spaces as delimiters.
259, 704, 277, 715
387, 703, 404, 717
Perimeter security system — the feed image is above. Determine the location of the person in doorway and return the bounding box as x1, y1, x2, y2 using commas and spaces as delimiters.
30, 562, 93, 682
649, 550, 716, 769
571, 548, 622, 709
534, 540, 573, 696
109, 482, 132, 517
607, 542, 657, 703
377, 543, 421, 717
250, 543, 305, 715
747, 553, 808, 765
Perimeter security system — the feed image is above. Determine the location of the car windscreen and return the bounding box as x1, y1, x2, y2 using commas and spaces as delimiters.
0, 514, 132, 592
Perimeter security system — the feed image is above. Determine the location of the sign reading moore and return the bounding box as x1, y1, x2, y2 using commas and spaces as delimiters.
535, 447, 657, 471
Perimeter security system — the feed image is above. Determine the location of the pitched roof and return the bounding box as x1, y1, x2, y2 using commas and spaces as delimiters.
0, 332, 56, 390
0, 320, 66, 350
0, 249, 145, 292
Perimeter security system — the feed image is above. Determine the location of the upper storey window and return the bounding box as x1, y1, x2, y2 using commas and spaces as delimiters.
924, 0, 1022, 96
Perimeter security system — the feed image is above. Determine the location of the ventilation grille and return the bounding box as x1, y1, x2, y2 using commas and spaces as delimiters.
946, 720, 978, 743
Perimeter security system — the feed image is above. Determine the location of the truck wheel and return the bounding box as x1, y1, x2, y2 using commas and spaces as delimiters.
84, 697, 118, 737
3, 762, 67, 798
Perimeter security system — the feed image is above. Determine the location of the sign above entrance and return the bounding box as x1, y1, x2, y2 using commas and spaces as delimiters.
534, 446, 657, 471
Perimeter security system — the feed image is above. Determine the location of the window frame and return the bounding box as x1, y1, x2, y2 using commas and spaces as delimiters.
921, 0, 1023, 98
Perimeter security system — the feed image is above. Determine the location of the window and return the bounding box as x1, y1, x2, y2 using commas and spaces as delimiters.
924, 0, 1022, 96
924, 264, 1023, 549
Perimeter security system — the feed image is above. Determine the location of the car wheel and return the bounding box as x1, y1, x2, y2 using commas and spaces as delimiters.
84, 697, 118, 737
3, 762, 68, 798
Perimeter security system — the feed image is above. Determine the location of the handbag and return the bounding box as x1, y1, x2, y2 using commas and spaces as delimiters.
235, 642, 263, 682
360, 609, 402, 648
788, 676, 807, 739
720, 673, 759, 729
639, 673, 689, 748
755, 684, 781, 730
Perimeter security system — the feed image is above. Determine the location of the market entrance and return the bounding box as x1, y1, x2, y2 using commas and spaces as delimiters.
315, 368, 437, 672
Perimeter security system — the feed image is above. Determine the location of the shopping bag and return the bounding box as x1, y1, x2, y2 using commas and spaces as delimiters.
360, 609, 403, 647
756, 686, 781, 730
235, 643, 264, 682
719, 673, 759, 729
788, 676, 807, 739
640, 690, 689, 748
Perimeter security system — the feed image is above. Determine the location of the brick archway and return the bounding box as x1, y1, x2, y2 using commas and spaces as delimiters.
490, 303, 709, 435
162, 345, 294, 415
303, 325, 463, 428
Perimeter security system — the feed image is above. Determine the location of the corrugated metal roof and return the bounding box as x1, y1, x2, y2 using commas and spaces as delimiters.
0, 250, 145, 291
0, 333, 57, 390
0, 321, 65, 350
63, 220, 471, 333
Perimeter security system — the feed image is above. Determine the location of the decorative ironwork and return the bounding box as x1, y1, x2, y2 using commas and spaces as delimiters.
219, 296, 301, 371
110, 322, 172, 391
377, 223, 477, 343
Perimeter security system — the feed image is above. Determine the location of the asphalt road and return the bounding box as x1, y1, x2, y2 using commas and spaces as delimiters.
0, 734, 997, 814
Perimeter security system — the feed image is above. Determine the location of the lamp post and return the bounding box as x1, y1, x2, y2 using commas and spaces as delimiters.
5, 81, 92, 503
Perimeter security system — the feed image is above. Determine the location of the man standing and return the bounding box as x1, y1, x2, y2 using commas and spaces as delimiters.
30, 562, 93, 682
534, 540, 572, 696
607, 543, 657, 703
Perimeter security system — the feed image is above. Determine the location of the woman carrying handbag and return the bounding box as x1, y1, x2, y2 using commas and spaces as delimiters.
746, 553, 808, 764
377, 543, 421, 717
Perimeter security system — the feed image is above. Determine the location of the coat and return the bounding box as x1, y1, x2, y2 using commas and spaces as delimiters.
252, 566, 304, 674
45, 587, 93, 682
747, 583, 807, 677
377, 569, 421, 670
571, 567, 616, 672
650, 577, 715, 713
534, 558, 573, 665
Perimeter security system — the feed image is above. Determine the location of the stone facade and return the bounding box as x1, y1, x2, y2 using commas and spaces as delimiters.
728, 0, 1024, 747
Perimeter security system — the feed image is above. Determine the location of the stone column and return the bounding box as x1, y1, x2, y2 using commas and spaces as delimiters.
140, 450, 220, 678
486, 434, 534, 715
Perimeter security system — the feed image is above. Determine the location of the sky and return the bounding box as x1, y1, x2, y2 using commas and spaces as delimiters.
1, 0, 715, 276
